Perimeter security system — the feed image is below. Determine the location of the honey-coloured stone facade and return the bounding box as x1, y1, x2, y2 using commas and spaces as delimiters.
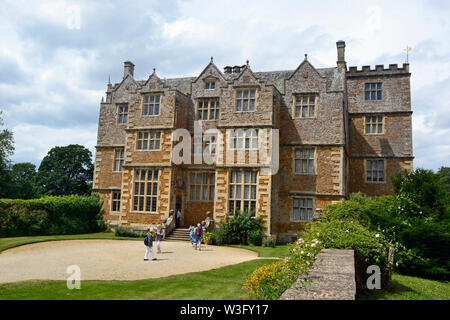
93, 41, 413, 242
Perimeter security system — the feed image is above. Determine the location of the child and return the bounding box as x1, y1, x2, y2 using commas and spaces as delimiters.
195, 223, 203, 251
189, 224, 195, 247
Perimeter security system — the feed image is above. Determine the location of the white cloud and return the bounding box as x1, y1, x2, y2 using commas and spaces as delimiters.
0, 0, 449, 170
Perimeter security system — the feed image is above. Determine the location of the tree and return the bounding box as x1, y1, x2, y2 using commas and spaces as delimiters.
391, 168, 448, 220
9, 162, 38, 199
35, 144, 94, 196
0, 111, 14, 198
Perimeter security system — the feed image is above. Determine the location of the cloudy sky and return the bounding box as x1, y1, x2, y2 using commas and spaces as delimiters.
0, 0, 449, 171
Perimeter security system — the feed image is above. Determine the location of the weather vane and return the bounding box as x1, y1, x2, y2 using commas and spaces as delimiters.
404, 45, 412, 63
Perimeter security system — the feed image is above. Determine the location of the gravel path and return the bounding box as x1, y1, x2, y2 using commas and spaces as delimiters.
0, 239, 258, 284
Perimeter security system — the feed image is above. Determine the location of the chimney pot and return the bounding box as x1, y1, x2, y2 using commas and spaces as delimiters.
336, 40, 346, 71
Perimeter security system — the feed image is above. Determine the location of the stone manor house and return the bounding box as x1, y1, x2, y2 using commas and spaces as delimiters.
93, 40, 413, 242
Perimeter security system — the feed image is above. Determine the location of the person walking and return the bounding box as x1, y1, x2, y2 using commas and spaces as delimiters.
195, 223, 203, 251
155, 225, 163, 254
189, 224, 195, 247
144, 228, 156, 261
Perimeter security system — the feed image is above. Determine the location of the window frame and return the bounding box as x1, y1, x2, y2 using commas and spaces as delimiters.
293, 94, 318, 119
142, 94, 161, 116
230, 129, 258, 150
294, 148, 316, 175
229, 170, 258, 213
136, 131, 162, 151
113, 148, 125, 172
292, 197, 315, 222
365, 115, 384, 135
235, 88, 257, 112
117, 104, 128, 124
197, 98, 220, 121
132, 169, 159, 213
205, 80, 216, 90
364, 83, 382, 101
365, 159, 386, 184
188, 171, 215, 202
111, 190, 121, 213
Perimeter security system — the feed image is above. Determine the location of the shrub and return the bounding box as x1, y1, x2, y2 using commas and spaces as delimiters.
212, 210, 264, 245
243, 236, 322, 299
0, 194, 105, 237
202, 232, 212, 245
248, 230, 263, 246
310, 217, 391, 295
262, 235, 277, 247
114, 226, 141, 238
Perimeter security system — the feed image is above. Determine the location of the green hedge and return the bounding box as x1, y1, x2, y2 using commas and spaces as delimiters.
321, 192, 450, 281
308, 218, 390, 296
0, 194, 106, 237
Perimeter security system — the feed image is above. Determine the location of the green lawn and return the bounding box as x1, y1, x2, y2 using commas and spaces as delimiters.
228, 244, 290, 258
0, 259, 274, 300
0, 232, 141, 254
1, 234, 447, 300
362, 273, 450, 300
0, 233, 287, 300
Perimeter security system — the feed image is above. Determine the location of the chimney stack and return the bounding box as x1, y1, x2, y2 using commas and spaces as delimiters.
336, 40, 346, 71
123, 61, 135, 78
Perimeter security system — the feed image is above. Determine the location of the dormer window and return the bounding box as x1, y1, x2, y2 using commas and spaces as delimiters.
143, 94, 160, 115
205, 80, 216, 89
294, 94, 317, 118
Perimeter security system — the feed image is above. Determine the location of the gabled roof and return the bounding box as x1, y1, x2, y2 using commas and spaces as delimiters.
193, 58, 227, 83
287, 56, 323, 81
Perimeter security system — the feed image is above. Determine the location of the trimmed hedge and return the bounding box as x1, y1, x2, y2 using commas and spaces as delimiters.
0, 194, 106, 237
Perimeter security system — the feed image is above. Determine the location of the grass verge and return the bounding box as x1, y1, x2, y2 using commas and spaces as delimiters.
361, 273, 450, 300
0, 259, 275, 300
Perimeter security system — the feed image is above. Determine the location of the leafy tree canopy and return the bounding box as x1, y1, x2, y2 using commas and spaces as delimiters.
0, 111, 14, 198
35, 144, 94, 196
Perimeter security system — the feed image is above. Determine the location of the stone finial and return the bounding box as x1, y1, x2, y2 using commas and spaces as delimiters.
246, 59, 249, 66
152, 68, 156, 74
211, 56, 214, 63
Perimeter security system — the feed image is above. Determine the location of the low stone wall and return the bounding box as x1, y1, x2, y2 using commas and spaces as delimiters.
280, 249, 356, 300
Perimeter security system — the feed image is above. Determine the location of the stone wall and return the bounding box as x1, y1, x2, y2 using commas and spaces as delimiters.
280, 249, 356, 300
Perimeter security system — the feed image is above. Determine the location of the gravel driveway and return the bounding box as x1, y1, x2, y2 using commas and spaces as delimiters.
0, 239, 258, 284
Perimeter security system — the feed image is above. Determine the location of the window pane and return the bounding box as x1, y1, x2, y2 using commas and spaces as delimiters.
295, 160, 300, 173
209, 186, 214, 200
